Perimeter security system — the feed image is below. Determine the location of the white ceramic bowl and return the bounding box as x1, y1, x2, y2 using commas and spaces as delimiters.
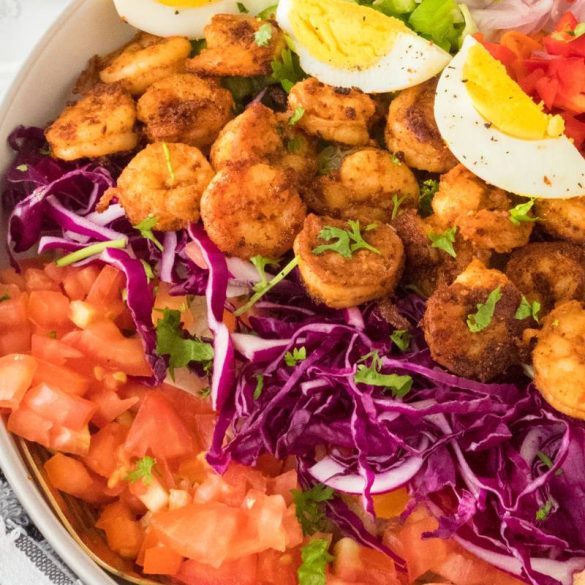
0, 1, 135, 583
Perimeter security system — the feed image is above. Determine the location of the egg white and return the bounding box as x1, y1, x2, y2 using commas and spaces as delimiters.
276, 0, 452, 93
113, 0, 275, 39
435, 36, 585, 199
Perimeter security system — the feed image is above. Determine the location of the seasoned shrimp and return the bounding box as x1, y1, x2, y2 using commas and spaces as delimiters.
432, 165, 533, 253
306, 148, 419, 223
137, 73, 234, 149
210, 103, 317, 179
288, 78, 376, 146
423, 259, 526, 381
186, 15, 285, 77
45, 84, 138, 161
535, 196, 585, 244
533, 301, 585, 420
98, 143, 214, 231
293, 214, 404, 309
393, 209, 491, 297
200, 162, 306, 259
99, 33, 191, 95
385, 79, 457, 173
506, 242, 585, 316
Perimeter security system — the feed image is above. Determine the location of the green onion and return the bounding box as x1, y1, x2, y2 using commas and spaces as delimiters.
56, 238, 126, 267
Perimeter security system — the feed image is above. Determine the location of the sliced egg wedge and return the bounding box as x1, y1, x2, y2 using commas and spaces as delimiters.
435, 35, 585, 199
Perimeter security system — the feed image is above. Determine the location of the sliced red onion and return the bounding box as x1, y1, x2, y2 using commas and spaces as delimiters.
160, 231, 177, 283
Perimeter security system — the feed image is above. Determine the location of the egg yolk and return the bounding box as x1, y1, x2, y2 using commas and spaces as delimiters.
288, 0, 410, 69
463, 43, 564, 141
156, 0, 222, 7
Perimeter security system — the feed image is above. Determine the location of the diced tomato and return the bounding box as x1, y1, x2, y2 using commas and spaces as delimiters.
86, 265, 124, 306
257, 549, 300, 585
50, 424, 92, 456
63, 321, 152, 377
434, 552, 525, 585
84, 423, 128, 478
88, 387, 139, 427
27, 291, 70, 328
373, 488, 409, 519
175, 555, 258, 585
332, 538, 399, 585
0, 328, 32, 356
7, 406, 53, 446
31, 334, 84, 366
96, 500, 145, 559
0, 354, 37, 409
32, 359, 90, 396
0, 292, 29, 331
268, 470, 297, 505
0, 267, 26, 289
256, 453, 285, 477
562, 112, 585, 149
125, 392, 194, 461
283, 505, 304, 549
142, 541, 184, 575
24, 268, 61, 292
499, 31, 541, 60
43, 262, 68, 285
61, 264, 101, 301
327, 575, 367, 585
476, 35, 517, 70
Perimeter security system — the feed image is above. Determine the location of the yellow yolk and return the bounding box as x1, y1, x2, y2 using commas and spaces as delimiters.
156, 0, 221, 7
288, 0, 411, 69
463, 43, 564, 140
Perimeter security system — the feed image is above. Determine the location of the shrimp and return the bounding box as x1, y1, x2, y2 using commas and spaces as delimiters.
306, 148, 419, 223
186, 15, 285, 77
532, 300, 585, 420
423, 259, 526, 381
293, 214, 404, 309
392, 209, 491, 297
99, 33, 191, 95
385, 79, 457, 173
210, 103, 317, 180
506, 242, 585, 316
287, 78, 377, 146
200, 162, 306, 259
98, 143, 214, 231
432, 165, 533, 253
45, 84, 138, 161
136, 73, 234, 149
535, 196, 585, 244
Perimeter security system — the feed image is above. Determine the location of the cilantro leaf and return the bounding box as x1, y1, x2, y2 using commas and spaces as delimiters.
391, 194, 406, 220
135, 215, 163, 252
514, 296, 541, 322
354, 363, 413, 397
289, 106, 305, 126
251, 255, 280, 293
140, 259, 154, 283
253, 374, 264, 399
155, 308, 214, 375
285, 346, 307, 366
466, 287, 502, 333
161, 142, 175, 183
237, 2, 248, 12
198, 386, 211, 399
254, 23, 273, 47
509, 197, 538, 226
428, 226, 457, 258
126, 456, 156, 485
270, 47, 305, 93
298, 539, 334, 585
190, 39, 206, 57
292, 484, 334, 535
390, 329, 412, 352
419, 178, 439, 217
536, 499, 554, 522
312, 220, 381, 258
286, 136, 304, 153
317, 145, 344, 175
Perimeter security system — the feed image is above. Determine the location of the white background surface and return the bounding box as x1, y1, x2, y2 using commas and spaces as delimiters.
0, 0, 74, 99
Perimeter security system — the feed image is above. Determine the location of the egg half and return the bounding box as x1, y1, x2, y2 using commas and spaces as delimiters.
435, 35, 585, 199
276, 0, 452, 93
113, 0, 276, 38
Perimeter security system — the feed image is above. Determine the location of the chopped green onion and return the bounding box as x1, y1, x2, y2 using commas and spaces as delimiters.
253, 373, 264, 399
161, 142, 176, 184
254, 23, 273, 47
135, 215, 164, 252
56, 238, 126, 267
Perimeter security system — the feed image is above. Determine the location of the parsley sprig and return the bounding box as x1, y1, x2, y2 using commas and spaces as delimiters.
514, 296, 541, 322
509, 197, 538, 226
466, 287, 502, 333
292, 484, 334, 535
354, 351, 413, 397
251, 255, 280, 293
298, 539, 333, 585
390, 329, 412, 352
313, 221, 380, 258
419, 178, 439, 217
270, 47, 305, 93
126, 456, 157, 485
428, 226, 457, 258
285, 346, 307, 366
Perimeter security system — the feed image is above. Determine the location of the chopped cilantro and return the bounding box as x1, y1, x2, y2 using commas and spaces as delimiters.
285, 346, 307, 366
140, 259, 154, 283
312, 220, 381, 258
134, 215, 164, 252
291, 484, 334, 535
428, 226, 457, 258
390, 329, 412, 352
537, 451, 563, 476
257, 4, 277, 18
161, 142, 176, 184
419, 178, 439, 217
289, 106, 305, 126
56, 238, 127, 267
317, 145, 344, 175
253, 373, 264, 399
190, 39, 206, 57
254, 23, 273, 47
0, 294, 10, 303
126, 456, 156, 485
514, 296, 541, 322
298, 539, 334, 585
251, 255, 280, 293
237, 2, 248, 12
354, 351, 412, 397
270, 47, 305, 93
391, 194, 406, 220
222, 76, 271, 111
509, 197, 538, 226
286, 136, 303, 153
16, 164, 28, 172
467, 287, 502, 333
198, 386, 211, 399
155, 308, 214, 376
535, 499, 554, 522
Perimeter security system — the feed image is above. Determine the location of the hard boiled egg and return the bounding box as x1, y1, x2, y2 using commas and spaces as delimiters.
276, 0, 452, 93
113, 0, 275, 39
435, 35, 585, 199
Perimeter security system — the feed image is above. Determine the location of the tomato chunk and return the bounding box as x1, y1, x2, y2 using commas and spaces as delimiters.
175, 555, 258, 585
32, 359, 90, 396
333, 538, 399, 585
27, 290, 70, 328
0, 354, 37, 409
84, 423, 128, 478
96, 501, 145, 559
31, 334, 84, 366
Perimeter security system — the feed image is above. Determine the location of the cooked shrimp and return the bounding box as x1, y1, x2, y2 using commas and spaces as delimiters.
293, 214, 404, 309
432, 165, 533, 253
306, 148, 419, 223
506, 242, 585, 316
535, 196, 585, 244
533, 301, 585, 420
98, 143, 214, 231
200, 162, 306, 259
99, 33, 191, 95
45, 84, 138, 161
393, 209, 491, 297
186, 15, 285, 77
136, 73, 234, 149
210, 103, 317, 180
288, 78, 376, 146
423, 259, 526, 381
385, 79, 457, 173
